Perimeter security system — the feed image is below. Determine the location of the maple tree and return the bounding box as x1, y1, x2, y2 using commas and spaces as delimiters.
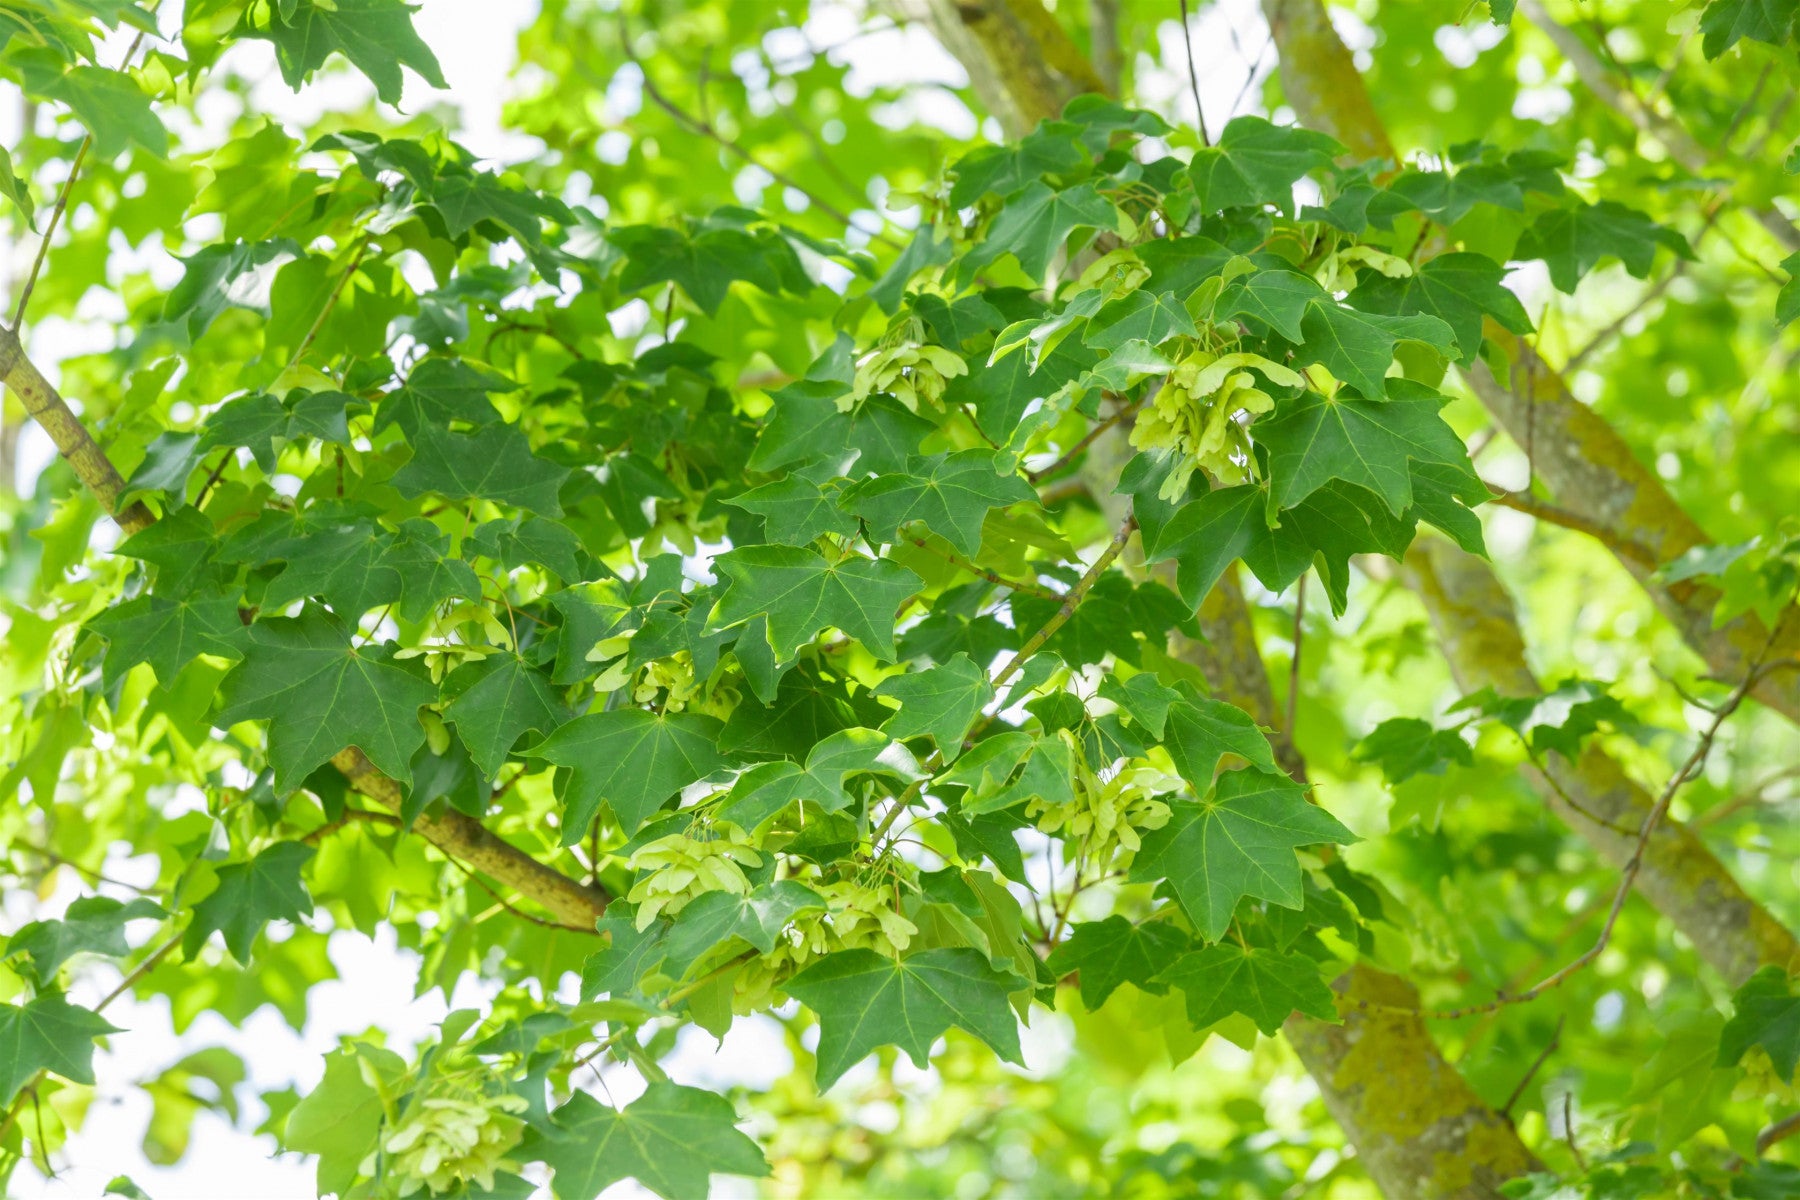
3, 0, 1800, 1197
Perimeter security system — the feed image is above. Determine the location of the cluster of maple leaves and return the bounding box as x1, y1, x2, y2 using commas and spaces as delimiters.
14, 0, 1800, 1196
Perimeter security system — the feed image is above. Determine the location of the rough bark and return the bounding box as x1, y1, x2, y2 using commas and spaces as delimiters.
1406, 536, 1800, 987
889, 0, 1103, 138
1, 323, 609, 930
1258, 0, 1800, 726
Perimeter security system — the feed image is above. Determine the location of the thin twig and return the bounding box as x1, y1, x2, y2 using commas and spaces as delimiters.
1286, 575, 1306, 738
8, 136, 89, 332
289, 239, 370, 370
1177, 0, 1211, 146
446, 855, 602, 935
991, 513, 1137, 691
1026, 397, 1143, 484
97, 932, 182, 1013
1757, 1110, 1800, 1156
1500, 1015, 1564, 1118
1562, 1092, 1587, 1173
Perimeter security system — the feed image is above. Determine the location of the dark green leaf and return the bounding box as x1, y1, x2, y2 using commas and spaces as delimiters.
1157, 944, 1338, 1035
241, 0, 448, 105
526, 709, 730, 840
530, 1083, 769, 1200
784, 948, 1027, 1089
182, 842, 315, 964
841, 450, 1035, 557
1046, 916, 1191, 1009
216, 606, 435, 792
711, 546, 921, 662
1130, 769, 1354, 942
1718, 966, 1800, 1081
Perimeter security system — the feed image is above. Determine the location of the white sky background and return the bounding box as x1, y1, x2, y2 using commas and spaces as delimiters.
2, 0, 1538, 1196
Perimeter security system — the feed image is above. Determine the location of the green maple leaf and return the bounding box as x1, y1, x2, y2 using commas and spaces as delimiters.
1162, 693, 1279, 790
1214, 268, 1327, 342
1779, 251, 1800, 329
612, 224, 782, 315
240, 0, 447, 105
1157, 944, 1338, 1035
726, 475, 858, 546
1296, 303, 1456, 398
256, 518, 409, 620
1256, 383, 1478, 517
113, 506, 223, 596
1516, 200, 1693, 293
163, 239, 301, 338
946, 336, 1097, 446
1719, 966, 1800, 1080
841, 450, 1035, 557
1130, 769, 1354, 942
874, 652, 993, 761
0, 993, 120, 1106
1045, 915, 1191, 1009
1188, 116, 1343, 213
868, 228, 953, 313
721, 727, 920, 827
1350, 253, 1533, 362
526, 709, 730, 840
390, 422, 572, 516
963, 181, 1120, 281
382, 518, 484, 620
216, 606, 436, 793
948, 124, 1086, 206
18, 60, 168, 159
717, 665, 877, 758
1084, 289, 1200, 350
468, 515, 604, 585
711, 546, 921, 662
1097, 673, 1181, 739
441, 655, 568, 779
1352, 717, 1474, 784
375, 358, 516, 435
784, 948, 1027, 1089
1374, 165, 1526, 227
182, 842, 316, 964
748, 381, 933, 475
6, 897, 164, 985
530, 1083, 769, 1200
89, 592, 245, 685
659, 880, 825, 980
1452, 680, 1634, 760
199, 389, 356, 471
581, 912, 672, 998
961, 735, 1075, 815
0, 145, 35, 226
1699, 0, 1800, 57
285, 1044, 404, 1195
424, 166, 571, 246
